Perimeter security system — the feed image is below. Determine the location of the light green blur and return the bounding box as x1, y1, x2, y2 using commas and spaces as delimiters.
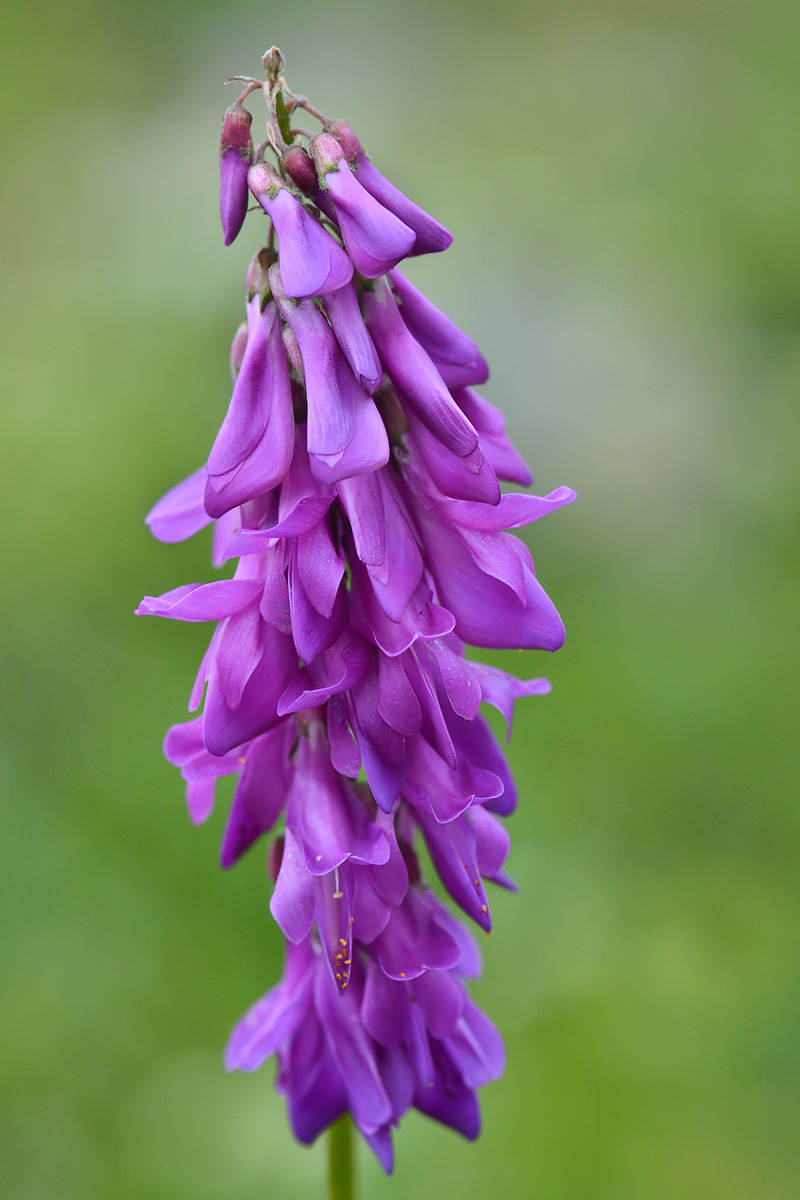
1, 2, 798, 1198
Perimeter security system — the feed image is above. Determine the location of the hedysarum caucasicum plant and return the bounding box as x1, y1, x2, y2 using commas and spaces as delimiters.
137, 46, 574, 1185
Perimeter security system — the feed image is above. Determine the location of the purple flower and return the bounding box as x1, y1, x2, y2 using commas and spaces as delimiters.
139, 49, 574, 1176
248, 161, 353, 298
327, 120, 453, 257
312, 134, 416, 278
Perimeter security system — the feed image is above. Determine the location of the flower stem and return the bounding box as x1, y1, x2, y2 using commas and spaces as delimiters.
327, 1114, 356, 1200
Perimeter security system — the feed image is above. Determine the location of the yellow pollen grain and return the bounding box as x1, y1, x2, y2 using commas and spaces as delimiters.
399, 972, 406, 978
344, 959, 351, 965
481, 904, 488, 912
339, 938, 347, 946
336, 973, 342, 980
238, 757, 247, 765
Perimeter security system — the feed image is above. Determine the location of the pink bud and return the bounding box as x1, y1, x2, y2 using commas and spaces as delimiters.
326, 119, 363, 163
219, 105, 253, 246
282, 145, 317, 194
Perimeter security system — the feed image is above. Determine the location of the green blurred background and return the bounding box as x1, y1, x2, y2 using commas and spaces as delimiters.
2, 1, 798, 1197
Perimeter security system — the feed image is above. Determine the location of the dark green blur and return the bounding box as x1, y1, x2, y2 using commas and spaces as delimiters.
1, 2, 798, 1197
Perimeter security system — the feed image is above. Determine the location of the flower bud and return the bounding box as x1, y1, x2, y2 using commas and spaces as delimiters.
282, 145, 317, 194
248, 161, 353, 298
219, 105, 253, 246
326, 119, 362, 163
311, 134, 415, 277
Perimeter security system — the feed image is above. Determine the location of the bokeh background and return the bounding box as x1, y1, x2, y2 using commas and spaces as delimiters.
2, 1, 799, 1197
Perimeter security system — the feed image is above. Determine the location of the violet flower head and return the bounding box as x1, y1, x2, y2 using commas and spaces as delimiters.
138, 46, 574, 1186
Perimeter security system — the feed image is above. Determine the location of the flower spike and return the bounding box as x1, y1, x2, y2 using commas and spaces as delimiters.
139, 46, 574, 1178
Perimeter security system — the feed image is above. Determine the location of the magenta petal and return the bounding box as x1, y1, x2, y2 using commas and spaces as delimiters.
185, 778, 216, 825
443, 486, 576, 533
213, 604, 264, 711
314, 966, 393, 1132
145, 467, 210, 543
363, 279, 480, 458
309, 391, 389, 485
469, 660, 551, 739
272, 275, 358, 458
377, 653, 421, 737
414, 970, 465, 1040
444, 1001, 505, 1088
447, 711, 517, 818
323, 281, 383, 393
296, 521, 344, 618
352, 870, 393, 944
284, 1017, 348, 1144
319, 151, 415, 277
278, 632, 371, 714
205, 306, 295, 517
288, 551, 345, 662
363, 1126, 394, 1174
337, 473, 386, 568
365, 474, 424, 623
327, 695, 361, 778
374, 889, 460, 981
203, 623, 296, 756
362, 960, 404, 1046
389, 269, 487, 386
207, 296, 272, 477
405, 408, 501, 506
368, 810, 409, 906
453, 387, 533, 485
356, 156, 452, 256
349, 562, 455, 659
249, 168, 353, 298
270, 828, 316, 943
225, 941, 314, 1071
427, 641, 481, 721
286, 727, 389, 875
415, 809, 492, 932
412, 503, 566, 651
220, 147, 251, 246
135, 579, 262, 622
470, 805, 510, 879
413, 1043, 481, 1138
219, 721, 294, 867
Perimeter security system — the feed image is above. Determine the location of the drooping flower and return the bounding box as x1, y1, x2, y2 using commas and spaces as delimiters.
139, 46, 573, 1175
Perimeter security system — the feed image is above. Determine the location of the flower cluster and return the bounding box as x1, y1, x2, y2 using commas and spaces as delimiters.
138, 49, 573, 1173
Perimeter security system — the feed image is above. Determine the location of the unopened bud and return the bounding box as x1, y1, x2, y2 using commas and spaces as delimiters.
219, 105, 253, 246
247, 160, 284, 202
310, 132, 344, 179
262, 46, 285, 77
326, 119, 362, 163
282, 145, 317, 194
220, 104, 253, 157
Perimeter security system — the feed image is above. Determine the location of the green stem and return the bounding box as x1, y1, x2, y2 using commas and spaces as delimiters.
275, 90, 294, 145
327, 1113, 356, 1200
